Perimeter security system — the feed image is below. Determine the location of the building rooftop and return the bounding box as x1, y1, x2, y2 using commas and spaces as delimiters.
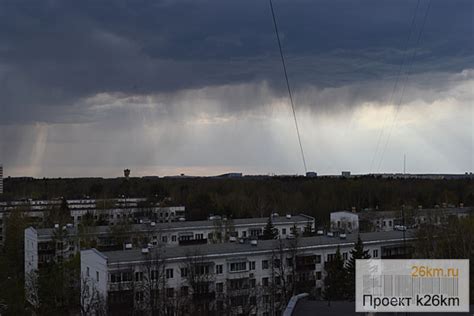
0, 198, 183, 212
330, 211, 358, 216
358, 207, 473, 220
97, 229, 415, 265
34, 214, 315, 239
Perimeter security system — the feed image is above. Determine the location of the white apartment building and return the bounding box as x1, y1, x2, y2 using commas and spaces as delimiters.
24, 214, 315, 275
81, 230, 412, 315
358, 207, 473, 232
0, 198, 185, 244
330, 211, 359, 233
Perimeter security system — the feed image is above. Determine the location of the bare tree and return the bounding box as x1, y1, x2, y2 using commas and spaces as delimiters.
81, 274, 106, 316
181, 250, 216, 315
267, 235, 301, 315
222, 277, 264, 316
25, 270, 40, 312
140, 249, 168, 315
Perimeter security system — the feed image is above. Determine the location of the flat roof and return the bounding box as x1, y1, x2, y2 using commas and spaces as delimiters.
358, 207, 473, 220
99, 230, 414, 265
35, 214, 314, 239
330, 211, 358, 216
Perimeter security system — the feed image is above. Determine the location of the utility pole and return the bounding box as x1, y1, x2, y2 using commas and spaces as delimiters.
402, 204, 406, 258
403, 154, 406, 175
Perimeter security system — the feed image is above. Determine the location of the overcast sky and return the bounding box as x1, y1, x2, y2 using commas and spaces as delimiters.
0, 0, 472, 177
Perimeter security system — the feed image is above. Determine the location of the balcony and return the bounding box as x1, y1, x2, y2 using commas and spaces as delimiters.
192, 291, 215, 301
296, 255, 316, 272
296, 263, 316, 272
179, 238, 207, 246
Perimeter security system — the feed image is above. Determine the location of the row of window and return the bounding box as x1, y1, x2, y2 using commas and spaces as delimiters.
153, 225, 307, 244
131, 273, 324, 303
107, 249, 379, 284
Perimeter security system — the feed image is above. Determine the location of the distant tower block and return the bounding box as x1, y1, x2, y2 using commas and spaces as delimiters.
0, 164, 3, 194
124, 169, 130, 179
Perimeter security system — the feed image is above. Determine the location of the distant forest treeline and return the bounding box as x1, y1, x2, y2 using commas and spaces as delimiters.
2, 176, 474, 224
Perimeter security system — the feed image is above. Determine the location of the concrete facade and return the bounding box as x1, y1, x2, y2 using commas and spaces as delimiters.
330, 211, 359, 233
81, 230, 412, 315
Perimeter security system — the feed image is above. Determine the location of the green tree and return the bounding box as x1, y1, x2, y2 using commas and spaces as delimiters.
108, 219, 133, 250
44, 198, 71, 227
413, 216, 474, 303
262, 216, 278, 240
289, 223, 298, 237
0, 208, 28, 315
323, 247, 347, 303
36, 254, 80, 315
344, 235, 371, 300
78, 212, 97, 249
303, 221, 313, 237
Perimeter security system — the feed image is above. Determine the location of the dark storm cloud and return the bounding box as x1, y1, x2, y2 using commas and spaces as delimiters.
0, 0, 472, 124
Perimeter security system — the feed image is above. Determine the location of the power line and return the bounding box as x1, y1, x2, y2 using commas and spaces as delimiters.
377, 0, 432, 172
268, 0, 308, 174
369, 0, 421, 174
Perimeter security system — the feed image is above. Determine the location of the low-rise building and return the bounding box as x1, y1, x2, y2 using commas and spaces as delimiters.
358, 207, 473, 232
330, 211, 359, 233
81, 230, 412, 315
24, 214, 315, 271
0, 198, 185, 244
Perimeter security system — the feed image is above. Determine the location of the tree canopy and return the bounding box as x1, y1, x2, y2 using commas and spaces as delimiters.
344, 235, 371, 300
323, 246, 347, 302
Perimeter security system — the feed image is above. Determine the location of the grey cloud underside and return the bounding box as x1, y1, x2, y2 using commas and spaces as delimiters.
0, 0, 472, 124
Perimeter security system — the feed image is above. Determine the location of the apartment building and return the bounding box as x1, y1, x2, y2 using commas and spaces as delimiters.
81, 230, 412, 315
0, 198, 185, 243
24, 214, 315, 274
358, 206, 473, 232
